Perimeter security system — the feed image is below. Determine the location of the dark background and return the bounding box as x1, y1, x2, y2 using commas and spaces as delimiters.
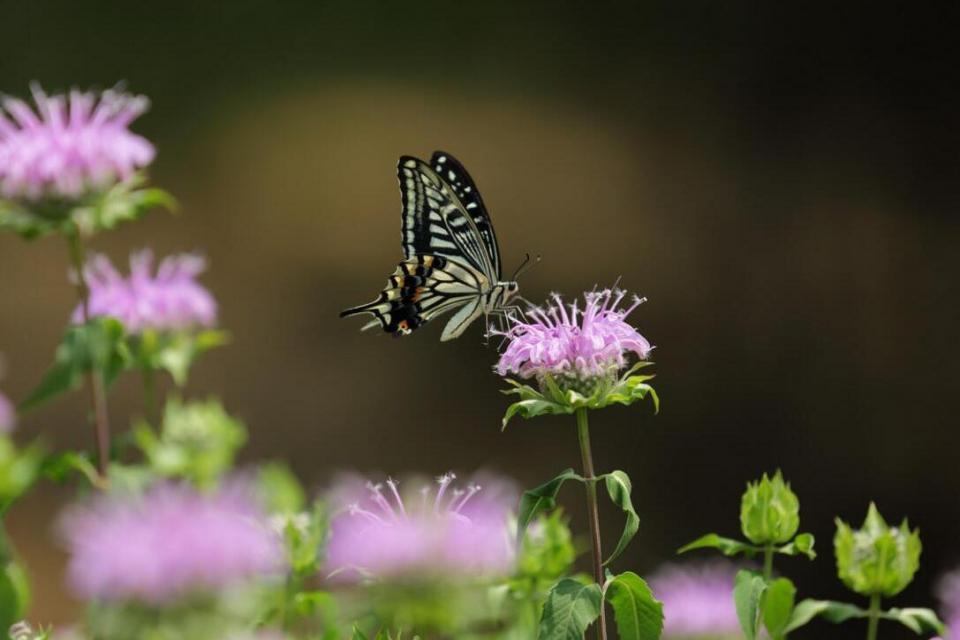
1, 2, 958, 636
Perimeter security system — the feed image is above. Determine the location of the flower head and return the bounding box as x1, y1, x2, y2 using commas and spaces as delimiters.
72, 249, 216, 333
0, 83, 154, 201
648, 562, 742, 639
60, 481, 285, 604
324, 472, 516, 582
496, 288, 651, 395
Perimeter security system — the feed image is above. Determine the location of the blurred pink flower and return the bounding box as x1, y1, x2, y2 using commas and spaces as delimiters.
495, 288, 652, 384
937, 568, 960, 638
325, 472, 516, 582
0, 83, 154, 201
0, 389, 13, 435
648, 562, 742, 639
61, 481, 285, 604
72, 249, 216, 333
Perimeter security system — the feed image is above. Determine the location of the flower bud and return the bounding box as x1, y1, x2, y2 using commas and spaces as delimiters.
739, 470, 800, 544
834, 502, 921, 597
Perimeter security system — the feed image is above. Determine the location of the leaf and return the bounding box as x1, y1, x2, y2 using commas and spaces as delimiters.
537, 578, 603, 640
602, 470, 639, 565
883, 607, 945, 635
777, 532, 816, 559
678, 533, 760, 557
40, 450, 102, 488
502, 397, 568, 429
604, 571, 663, 640
20, 317, 130, 412
761, 577, 796, 638
352, 626, 369, 640
784, 599, 866, 633
733, 569, 767, 640
73, 175, 177, 234
516, 469, 585, 547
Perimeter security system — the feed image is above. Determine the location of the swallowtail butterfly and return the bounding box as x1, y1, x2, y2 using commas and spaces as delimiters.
341, 151, 532, 341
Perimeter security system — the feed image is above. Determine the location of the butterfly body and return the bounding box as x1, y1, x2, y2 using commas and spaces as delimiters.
341, 152, 520, 341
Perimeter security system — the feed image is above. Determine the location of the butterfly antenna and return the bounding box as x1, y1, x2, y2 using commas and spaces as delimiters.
512, 253, 542, 281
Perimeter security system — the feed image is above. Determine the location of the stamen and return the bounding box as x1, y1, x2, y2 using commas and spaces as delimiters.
366, 482, 397, 519
348, 503, 385, 524
453, 484, 482, 513
386, 477, 407, 519
434, 472, 456, 511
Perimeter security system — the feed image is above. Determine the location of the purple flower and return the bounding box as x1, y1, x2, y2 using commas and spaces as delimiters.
325, 472, 516, 582
72, 249, 216, 333
0, 83, 154, 201
648, 562, 742, 639
0, 389, 13, 435
937, 568, 960, 638
60, 481, 285, 604
496, 287, 652, 393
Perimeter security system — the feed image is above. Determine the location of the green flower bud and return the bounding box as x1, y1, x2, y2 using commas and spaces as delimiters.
740, 470, 800, 544
834, 502, 921, 597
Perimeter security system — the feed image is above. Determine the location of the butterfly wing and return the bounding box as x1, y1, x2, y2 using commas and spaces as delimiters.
339, 255, 486, 341
397, 156, 497, 281
430, 151, 502, 280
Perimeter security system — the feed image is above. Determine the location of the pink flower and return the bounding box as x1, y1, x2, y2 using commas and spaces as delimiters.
60, 481, 285, 604
0, 390, 13, 435
72, 249, 216, 333
496, 288, 652, 384
937, 568, 960, 638
0, 83, 154, 201
325, 473, 516, 582
648, 562, 742, 638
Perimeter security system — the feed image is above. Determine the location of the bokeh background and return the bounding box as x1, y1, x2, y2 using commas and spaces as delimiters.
1, 2, 958, 637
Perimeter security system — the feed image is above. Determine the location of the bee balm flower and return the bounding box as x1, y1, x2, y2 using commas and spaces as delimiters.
937, 568, 960, 637
0, 389, 13, 435
0, 84, 154, 201
648, 562, 742, 639
60, 481, 285, 604
325, 473, 515, 582
72, 249, 216, 333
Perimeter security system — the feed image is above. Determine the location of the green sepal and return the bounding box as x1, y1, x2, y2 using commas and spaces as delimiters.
776, 532, 816, 559
19, 317, 130, 412
537, 577, 603, 640
516, 469, 585, 548
500, 362, 658, 428
834, 502, 921, 597
602, 470, 639, 566
603, 571, 663, 640
678, 533, 761, 557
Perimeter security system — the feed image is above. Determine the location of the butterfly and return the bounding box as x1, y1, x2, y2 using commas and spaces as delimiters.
341, 151, 534, 341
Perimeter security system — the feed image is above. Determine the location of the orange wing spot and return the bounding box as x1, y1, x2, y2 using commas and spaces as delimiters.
397, 320, 410, 331
411, 287, 424, 302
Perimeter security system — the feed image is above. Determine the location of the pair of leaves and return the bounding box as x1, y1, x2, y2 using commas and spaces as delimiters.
537, 573, 663, 640
0, 175, 175, 240
501, 362, 659, 429
784, 599, 945, 635
19, 317, 129, 412
678, 532, 816, 561
516, 468, 639, 566
733, 570, 796, 640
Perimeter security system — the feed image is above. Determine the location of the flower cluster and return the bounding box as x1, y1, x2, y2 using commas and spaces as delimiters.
496, 288, 651, 395
325, 473, 516, 582
648, 562, 742, 639
0, 84, 154, 201
72, 249, 216, 333
60, 481, 285, 604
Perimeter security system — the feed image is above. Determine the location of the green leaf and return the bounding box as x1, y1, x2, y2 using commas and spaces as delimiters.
733, 569, 767, 640
537, 578, 603, 640
0, 560, 30, 633
40, 450, 101, 488
604, 571, 663, 640
883, 607, 945, 635
784, 599, 866, 633
761, 577, 796, 638
72, 175, 177, 234
516, 469, 585, 548
20, 317, 130, 412
678, 533, 760, 557
352, 626, 369, 640
602, 470, 639, 565
776, 532, 816, 559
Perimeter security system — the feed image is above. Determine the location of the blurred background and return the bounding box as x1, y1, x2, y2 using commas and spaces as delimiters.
1, 2, 958, 636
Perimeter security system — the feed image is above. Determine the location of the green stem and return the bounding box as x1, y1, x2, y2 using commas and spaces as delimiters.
67, 231, 111, 482
763, 544, 774, 580
575, 408, 607, 640
866, 594, 881, 640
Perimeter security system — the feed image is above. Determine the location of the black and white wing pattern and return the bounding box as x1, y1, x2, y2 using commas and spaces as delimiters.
397, 155, 498, 282
341, 152, 514, 341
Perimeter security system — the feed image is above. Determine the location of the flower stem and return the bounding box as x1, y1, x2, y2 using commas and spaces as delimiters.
67, 231, 111, 481
763, 544, 774, 580
866, 593, 881, 640
576, 407, 607, 640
